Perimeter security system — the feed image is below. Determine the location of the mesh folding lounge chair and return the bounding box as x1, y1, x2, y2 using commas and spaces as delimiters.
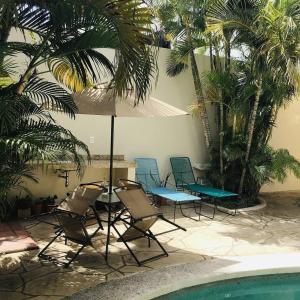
170, 157, 239, 218
112, 179, 184, 266
135, 158, 204, 222
58, 182, 107, 227
38, 183, 106, 267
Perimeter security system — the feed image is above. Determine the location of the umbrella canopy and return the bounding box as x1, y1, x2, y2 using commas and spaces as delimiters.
73, 86, 188, 117
72, 85, 188, 263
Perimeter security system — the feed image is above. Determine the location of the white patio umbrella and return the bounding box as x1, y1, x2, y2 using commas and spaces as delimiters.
72, 85, 188, 261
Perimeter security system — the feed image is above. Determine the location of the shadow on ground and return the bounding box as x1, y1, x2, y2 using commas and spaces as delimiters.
1, 191, 300, 299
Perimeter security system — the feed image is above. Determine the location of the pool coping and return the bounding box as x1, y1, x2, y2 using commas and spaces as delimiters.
64, 253, 300, 300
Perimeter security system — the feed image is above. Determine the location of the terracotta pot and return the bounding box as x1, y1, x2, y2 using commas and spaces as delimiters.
32, 203, 43, 215
46, 204, 58, 213
17, 208, 31, 219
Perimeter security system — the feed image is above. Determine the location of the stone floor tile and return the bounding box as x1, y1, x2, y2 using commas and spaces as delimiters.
2, 191, 300, 299
23, 272, 103, 297
0, 273, 23, 291
30, 296, 63, 300
0, 291, 27, 300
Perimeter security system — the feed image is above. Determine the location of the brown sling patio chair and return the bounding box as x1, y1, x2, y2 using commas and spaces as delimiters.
58, 182, 107, 228
38, 183, 106, 267
111, 179, 185, 266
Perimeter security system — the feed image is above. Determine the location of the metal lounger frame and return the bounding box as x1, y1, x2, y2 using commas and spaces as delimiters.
170, 157, 239, 218
38, 182, 106, 267
38, 209, 103, 267
112, 180, 185, 266
135, 158, 212, 221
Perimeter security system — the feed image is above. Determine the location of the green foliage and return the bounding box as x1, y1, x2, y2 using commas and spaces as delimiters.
166, 43, 190, 76
15, 195, 32, 209
0, 0, 156, 220
155, 0, 300, 202
203, 0, 300, 199
153, 0, 207, 78
209, 136, 300, 201
152, 0, 213, 148
0, 0, 156, 98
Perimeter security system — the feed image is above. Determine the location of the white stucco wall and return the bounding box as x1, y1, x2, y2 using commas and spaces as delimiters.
52, 48, 214, 181
261, 99, 300, 192
7, 29, 215, 196
8, 29, 300, 193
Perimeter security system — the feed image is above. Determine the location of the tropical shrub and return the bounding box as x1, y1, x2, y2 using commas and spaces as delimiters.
153, 0, 300, 203
0, 0, 156, 220
151, 0, 213, 148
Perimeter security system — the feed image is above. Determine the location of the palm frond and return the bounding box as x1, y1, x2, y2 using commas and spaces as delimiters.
166, 39, 191, 76
23, 77, 77, 117
2, 119, 89, 175
0, 0, 156, 210
49, 58, 87, 92
0, 42, 40, 58
270, 148, 300, 183
0, 53, 16, 78
0, 87, 51, 135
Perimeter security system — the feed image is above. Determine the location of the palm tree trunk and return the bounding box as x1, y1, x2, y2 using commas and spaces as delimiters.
224, 39, 231, 73
219, 93, 225, 189
265, 105, 279, 145
215, 44, 225, 189
239, 76, 263, 194
232, 114, 237, 138
209, 38, 214, 71
189, 50, 212, 149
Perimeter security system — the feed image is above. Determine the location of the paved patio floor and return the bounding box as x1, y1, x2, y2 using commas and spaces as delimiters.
1, 191, 300, 299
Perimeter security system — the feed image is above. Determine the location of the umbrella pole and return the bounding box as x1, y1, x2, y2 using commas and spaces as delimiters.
105, 115, 115, 261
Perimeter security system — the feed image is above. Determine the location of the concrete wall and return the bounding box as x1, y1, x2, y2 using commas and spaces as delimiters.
261, 99, 300, 192
8, 29, 300, 195
8, 30, 215, 197
59, 49, 300, 193
52, 47, 214, 181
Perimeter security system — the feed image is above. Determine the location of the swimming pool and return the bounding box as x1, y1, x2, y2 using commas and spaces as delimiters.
155, 273, 300, 299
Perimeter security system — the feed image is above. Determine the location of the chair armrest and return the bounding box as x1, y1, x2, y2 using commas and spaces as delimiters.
80, 181, 108, 192
55, 208, 84, 220
117, 178, 142, 186
80, 180, 103, 186
162, 172, 171, 187
115, 179, 143, 192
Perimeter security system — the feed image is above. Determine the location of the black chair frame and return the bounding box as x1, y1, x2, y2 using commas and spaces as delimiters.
38, 209, 103, 267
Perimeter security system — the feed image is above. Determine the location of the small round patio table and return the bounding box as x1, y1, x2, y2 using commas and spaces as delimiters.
95, 187, 121, 216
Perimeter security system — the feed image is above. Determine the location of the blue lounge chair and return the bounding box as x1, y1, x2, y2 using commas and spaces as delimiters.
135, 158, 205, 221
170, 157, 239, 216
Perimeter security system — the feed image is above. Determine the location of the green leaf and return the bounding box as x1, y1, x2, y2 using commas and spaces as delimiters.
23, 77, 77, 117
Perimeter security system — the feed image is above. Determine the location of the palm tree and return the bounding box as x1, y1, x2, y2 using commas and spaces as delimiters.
151, 0, 213, 149
207, 0, 300, 194
1, 0, 156, 98
0, 0, 157, 219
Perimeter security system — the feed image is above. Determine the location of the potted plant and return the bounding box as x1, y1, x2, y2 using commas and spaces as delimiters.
31, 198, 43, 215
16, 195, 32, 218
44, 195, 58, 212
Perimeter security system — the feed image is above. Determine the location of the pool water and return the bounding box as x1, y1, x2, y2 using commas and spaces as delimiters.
155, 273, 300, 299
